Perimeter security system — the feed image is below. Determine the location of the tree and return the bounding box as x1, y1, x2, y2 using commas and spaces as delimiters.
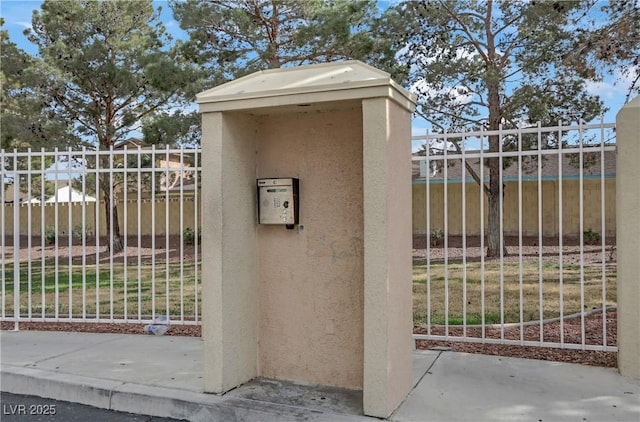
142, 110, 201, 147
25, 0, 196, 252
172, 0, 390, 81
141, 0, 397, 146
388, 0, 604, 256
1, 19, 78, 151
2, 19, 77, 203
565, 0, 640, 103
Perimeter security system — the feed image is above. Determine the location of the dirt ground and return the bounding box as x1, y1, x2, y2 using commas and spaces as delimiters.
413, 234, 616, 265
2, 235, 200, 264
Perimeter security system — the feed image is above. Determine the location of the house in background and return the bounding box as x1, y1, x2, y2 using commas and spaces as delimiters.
45, 184, 96, 203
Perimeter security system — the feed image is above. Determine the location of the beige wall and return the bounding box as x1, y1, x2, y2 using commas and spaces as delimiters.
3, 198, 200, 237
201, 105, 366, 392
616, 95, 640, 379
412, 179, 616, 237
256, 106, 365, 389
362, 98, 413, 417
201, 111, 259, 393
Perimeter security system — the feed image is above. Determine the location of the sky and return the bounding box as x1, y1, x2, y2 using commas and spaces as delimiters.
0, 0, 636, 151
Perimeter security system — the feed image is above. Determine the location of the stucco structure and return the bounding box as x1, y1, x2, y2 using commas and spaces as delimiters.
197, 61, 416, 418
616, 95, 640, 379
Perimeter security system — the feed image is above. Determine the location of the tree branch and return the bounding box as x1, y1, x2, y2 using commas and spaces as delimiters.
438, 0, 489, 63
415, 109, 490, 195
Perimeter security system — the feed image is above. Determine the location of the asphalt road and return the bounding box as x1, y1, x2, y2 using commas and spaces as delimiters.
0, 393, 185, 422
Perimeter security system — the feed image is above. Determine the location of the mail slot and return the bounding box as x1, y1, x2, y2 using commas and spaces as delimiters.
257, 178, 299, 227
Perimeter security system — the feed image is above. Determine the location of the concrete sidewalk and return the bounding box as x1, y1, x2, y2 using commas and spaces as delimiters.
1, 331, 638, 421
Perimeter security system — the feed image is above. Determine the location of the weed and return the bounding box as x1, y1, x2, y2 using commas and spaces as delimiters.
44, 226, 56, 245
72, 224, 93, 242
184, 227, 201, 245
583, 228, 601, 245
430, 229, 444, 247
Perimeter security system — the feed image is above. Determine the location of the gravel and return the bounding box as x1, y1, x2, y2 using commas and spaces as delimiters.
415, 310, 617, 368
413, 234, 616, 265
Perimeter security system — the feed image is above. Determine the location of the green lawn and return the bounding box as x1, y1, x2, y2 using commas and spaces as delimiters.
2, 259, 615, 326
413, 261, 616, 327
2, 260, 200, 319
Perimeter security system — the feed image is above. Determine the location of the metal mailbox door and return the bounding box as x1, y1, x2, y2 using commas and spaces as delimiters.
257, 178, 299, 225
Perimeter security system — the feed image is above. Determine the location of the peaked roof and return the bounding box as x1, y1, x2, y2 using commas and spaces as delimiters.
197, 60, 416, 113
45, 186, 96, 203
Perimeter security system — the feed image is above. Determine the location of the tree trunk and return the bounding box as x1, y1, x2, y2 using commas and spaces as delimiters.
101, 177, 123, 254
486, 155, 502, 257
483, 1, 506, 258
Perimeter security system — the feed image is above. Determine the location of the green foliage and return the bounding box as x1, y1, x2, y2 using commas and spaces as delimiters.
170, 0, 390, 86
183, 227, 201, 245
184, 227, 195, 245
430, 229, 444, 247
388, 0, 604, 132
25, 0, 197, 149
565, 0, 640, 103
72, 224, 93, 242
44, 226, 56, 245
0, 19, 78, 151
142, 110, 201, 147
583, 228, 601, 245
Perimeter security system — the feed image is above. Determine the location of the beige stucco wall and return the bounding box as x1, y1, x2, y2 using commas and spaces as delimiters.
412, 179, 616, 237
201, 105, 367, 392
201, 112, 259, 393
616, 96, 640, 379
363, 98, 413, 417
256, 106, 364, 388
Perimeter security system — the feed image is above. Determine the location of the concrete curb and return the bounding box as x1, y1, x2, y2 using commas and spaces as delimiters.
1, 365, 373, 422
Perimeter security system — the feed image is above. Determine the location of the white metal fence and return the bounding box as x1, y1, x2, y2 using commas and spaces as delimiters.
0, 124, 619, 352
1, 146, 202, 327
412, 121, 617, 352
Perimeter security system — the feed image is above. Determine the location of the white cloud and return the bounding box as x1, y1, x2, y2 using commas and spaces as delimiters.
16, 21, 32, 30
410, 79, 474, 106
585, 66, 639, 116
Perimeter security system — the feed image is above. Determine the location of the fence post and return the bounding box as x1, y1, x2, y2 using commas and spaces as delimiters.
616, 95, 640, 379
12, 161, 20, 331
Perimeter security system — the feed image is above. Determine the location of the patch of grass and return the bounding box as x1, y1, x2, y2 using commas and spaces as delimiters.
2, 260, 200, 319
413, 261, 616, 326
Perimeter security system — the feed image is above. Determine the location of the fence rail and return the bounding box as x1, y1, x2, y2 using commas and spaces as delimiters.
1, 146, 202, 327
412, 121, 617, 352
